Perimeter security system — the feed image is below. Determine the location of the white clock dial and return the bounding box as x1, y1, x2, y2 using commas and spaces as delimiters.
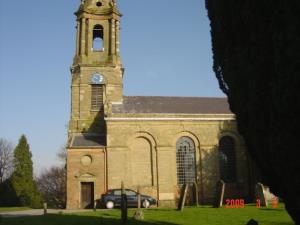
91, 73, 104, 84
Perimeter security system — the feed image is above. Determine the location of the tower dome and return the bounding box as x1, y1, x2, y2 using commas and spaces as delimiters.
77, 0, 119, 15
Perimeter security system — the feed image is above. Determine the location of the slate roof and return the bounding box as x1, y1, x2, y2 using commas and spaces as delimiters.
70, 134, 106, 148
112, 96, 232, 114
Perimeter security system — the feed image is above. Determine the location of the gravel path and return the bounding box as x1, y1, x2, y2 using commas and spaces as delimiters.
0, 209, 96, 218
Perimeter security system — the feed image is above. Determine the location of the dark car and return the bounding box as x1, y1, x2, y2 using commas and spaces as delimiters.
101, 189, 157, 209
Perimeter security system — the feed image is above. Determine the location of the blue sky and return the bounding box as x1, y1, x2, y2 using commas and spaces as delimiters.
0, 0, 224, 174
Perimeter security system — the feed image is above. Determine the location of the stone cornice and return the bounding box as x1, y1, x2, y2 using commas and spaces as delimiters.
105, 115, 235, 121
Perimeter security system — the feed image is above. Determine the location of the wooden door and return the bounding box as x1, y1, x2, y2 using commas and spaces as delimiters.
81, 182, 94, 209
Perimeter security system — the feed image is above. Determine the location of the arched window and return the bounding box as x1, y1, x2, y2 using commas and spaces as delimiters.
176, 137, 196, 186
219, 136, 236, 182
93, 25, 103, 51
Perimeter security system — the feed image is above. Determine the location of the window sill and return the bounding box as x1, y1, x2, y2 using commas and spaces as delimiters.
91, 49, 104, 52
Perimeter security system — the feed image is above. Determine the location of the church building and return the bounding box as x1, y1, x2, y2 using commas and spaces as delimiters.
66, 0, 254, 209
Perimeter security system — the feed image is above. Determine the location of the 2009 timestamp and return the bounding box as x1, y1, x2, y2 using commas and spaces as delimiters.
225, 197, 278, 209
225, 199, 245, 208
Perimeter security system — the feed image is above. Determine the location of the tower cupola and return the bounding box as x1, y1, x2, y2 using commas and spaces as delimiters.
73, 0, 122, 66
77, 0, 120, 16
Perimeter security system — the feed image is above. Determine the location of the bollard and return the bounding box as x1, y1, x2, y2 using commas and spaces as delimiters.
94, 200, 97, 211
43, 202, 47, 215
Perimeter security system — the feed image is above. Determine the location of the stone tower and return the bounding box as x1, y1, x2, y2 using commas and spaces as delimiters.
66, 0, 123, 209
69, 0, 123, 135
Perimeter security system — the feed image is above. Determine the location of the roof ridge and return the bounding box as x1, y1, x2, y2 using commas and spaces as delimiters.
112, 95, 231, 114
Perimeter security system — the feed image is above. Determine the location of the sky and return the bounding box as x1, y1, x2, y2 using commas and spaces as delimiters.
0, 0, 224, 175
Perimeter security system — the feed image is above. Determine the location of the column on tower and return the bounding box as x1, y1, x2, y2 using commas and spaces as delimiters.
81, 18, 86, 56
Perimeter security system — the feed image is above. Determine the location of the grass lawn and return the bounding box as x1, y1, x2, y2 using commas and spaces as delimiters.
0, 204, 295, 225
0, 207, 31, 212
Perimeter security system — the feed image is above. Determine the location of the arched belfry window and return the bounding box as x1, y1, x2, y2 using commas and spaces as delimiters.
219, 136, 237, 182
93, 25, 103, 51
176, 137, 196, 186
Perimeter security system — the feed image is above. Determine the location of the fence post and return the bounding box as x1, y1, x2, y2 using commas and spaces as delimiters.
121, 181, 128, 224
213, 180, 225, 208
137, 185, 141, 209
193, 182, 199, 207
177, 184, 189, 211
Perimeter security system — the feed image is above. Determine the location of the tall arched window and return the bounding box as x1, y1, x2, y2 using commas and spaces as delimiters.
219, 136, 236, 182
176, 137, 196, 186
91, 84, 103, 111
93, 25, 103, 51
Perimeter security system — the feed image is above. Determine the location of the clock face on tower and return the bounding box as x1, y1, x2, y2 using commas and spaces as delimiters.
91, 73, 104, 84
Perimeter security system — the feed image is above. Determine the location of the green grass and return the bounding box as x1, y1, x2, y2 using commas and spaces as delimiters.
0, 204, 295, 225
0, 207, 31, 212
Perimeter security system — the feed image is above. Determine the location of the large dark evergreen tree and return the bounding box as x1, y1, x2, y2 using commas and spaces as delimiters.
206, 0, 300, 224
10, 135, 42, 208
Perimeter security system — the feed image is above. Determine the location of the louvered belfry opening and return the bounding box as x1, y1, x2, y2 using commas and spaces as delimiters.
219, 136, 236, 182
176, 137, 196, 186
91, 84, 103, 111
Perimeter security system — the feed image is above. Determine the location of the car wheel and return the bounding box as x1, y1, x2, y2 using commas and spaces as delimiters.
106, 201, 114, 209
142, 199, 150, 208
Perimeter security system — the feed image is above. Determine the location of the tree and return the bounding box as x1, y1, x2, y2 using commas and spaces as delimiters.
206, 0, 300, 224
0, 179, 18, 206
37, 166, 66, 209
0, 138, 13, 183
10, 135, 42, 208
57, 145, 67, 166
36, 146, 67, 208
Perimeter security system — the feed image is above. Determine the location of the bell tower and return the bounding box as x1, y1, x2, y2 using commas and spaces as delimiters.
69, 0, 123, 134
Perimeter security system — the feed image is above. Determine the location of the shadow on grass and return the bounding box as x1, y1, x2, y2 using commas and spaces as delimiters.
259, 222, 294, 225
0, 213, 179, 225
258, 208, 284, 212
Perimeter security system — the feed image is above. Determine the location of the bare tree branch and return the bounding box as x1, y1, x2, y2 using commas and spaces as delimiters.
56, 145, 67, 165
0, 138, 14, 183
37, 166, 66, 208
